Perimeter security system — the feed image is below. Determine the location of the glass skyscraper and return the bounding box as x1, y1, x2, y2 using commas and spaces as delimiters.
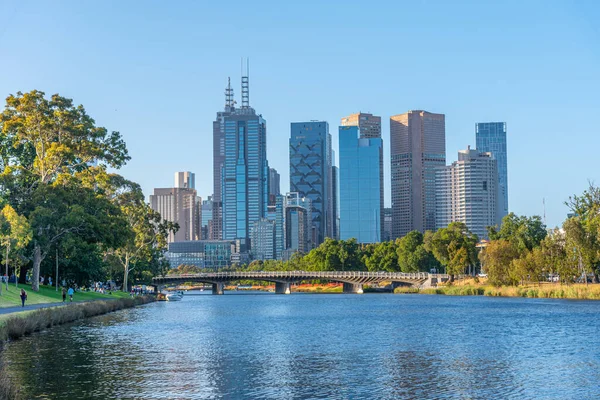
215, 74, 270, 245
339, 126, 382, 243
476, 122, 508, 219
289, 121, 333, 245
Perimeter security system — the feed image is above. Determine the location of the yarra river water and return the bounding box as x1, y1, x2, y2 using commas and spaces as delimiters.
3, 292, 600, 399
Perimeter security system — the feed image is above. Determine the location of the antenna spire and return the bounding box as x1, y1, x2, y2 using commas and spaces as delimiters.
225, 77, 234, 109
241, 57, 249, 108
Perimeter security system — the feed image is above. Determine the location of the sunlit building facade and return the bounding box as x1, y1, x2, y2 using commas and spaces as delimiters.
339, 126, 382, 243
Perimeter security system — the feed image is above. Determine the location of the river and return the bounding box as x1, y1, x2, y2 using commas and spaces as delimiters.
2, 292, 600, 399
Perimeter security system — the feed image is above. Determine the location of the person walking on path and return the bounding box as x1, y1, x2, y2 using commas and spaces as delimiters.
67, 287, 74, 302
62, 287, 67, 302
20, 289, 27, 307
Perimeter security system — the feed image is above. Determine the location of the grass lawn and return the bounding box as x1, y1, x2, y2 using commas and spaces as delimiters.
0, 283, 130, 308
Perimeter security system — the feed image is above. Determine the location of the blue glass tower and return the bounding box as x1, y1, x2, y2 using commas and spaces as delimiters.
339, 126, 382, 243
290, 121, 333, 245
476, 122, 508, 218
219, 72, 270, 245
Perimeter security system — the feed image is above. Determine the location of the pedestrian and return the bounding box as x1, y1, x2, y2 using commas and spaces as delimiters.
20, 288, 27, 307
67, 287, 74, 302
62, 287, 67, 302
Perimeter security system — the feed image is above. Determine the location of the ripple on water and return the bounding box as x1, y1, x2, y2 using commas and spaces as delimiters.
2, 294, 600, 399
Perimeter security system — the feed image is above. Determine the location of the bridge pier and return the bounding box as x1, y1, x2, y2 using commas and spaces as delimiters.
212, 283, 224, 295
275, 282, 291, 294
343, 283, 363, 294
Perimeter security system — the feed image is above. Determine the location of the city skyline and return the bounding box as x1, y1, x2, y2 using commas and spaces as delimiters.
1, 1, 598, 229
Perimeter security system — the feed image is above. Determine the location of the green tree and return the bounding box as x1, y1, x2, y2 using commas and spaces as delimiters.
0, 90, 129, 291
104, 180, 177, 291
364, 241, 399, 272
0, 204, 32, 294
396, 231, 439, 273
487, 213, 547, 254
424, 222, 478, 281
564, 183, 600, 282
479, 239, 520, 285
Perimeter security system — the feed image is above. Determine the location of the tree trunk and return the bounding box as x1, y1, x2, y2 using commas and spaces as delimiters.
449, 274, 455, 283
123, 254, 130, 293
32, 244, 42, 292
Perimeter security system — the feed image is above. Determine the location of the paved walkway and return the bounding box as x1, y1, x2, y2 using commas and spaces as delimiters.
0, 301, 90, 316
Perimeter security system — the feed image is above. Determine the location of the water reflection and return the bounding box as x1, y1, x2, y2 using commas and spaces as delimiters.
3, 294, 600, 399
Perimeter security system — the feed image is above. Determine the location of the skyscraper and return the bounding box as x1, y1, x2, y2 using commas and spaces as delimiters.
436, 146, 500, 239
284, 192, 312, 254
331, 165, 339, 239
268, 167, 281, 205
174, 171, 195, 189
390, 110, 446, 238
339, 126, 382, 243
211, 78, 235, 240
214, 69, 270, 245
150, 174, 200, 242
341, 112, 383, 239
290, 121, 333, 245
250, 218, 276, 260
201, 196, 213, 240
476, 122, 508, 219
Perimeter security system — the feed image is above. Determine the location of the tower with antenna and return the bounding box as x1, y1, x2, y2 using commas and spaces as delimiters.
241, 57, 250, 108
225, 77, 235, 111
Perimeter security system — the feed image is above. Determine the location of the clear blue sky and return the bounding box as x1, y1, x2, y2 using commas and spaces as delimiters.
0, 0, 598, 228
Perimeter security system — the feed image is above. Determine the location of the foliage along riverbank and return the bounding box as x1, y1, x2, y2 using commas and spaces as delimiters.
394, 283, 600, 300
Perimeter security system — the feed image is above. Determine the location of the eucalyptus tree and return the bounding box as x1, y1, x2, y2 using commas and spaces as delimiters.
0, 90, 129, 291
0, 204, 31, 294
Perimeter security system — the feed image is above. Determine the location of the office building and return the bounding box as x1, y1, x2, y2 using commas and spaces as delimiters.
390, 110, 446, 237
436, 146, 500, 239
269, 167, 280, 205
201, 196, 213, 240
290, 121, 333, 245
250, 218, 276, 260
383, 207, 393, 241
339, 126, 382, 243
166, 240, 233, 269
214, 69, 270, 245
476, 122, 508, 219
341, 113, 383, 238
284, 192, 312, 253
341, 112, 382, 139
150, 185, 200, 242
331, 165, 339, 239
174, 171, 195, 189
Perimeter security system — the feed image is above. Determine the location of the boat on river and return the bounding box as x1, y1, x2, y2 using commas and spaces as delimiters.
166, 292, 183, 301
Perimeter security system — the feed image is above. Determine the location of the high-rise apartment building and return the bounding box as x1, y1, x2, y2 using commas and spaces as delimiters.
390, 110, 446, 238
436, 146, 500, 239
476, 122, 508, 219
214, 72, 270, 245
174, 171, 195, 189
290, 121, 333, 245
341, 113, 383, 239
150, 174, 200, 242
339, 126, 382, 243
383, 207, 393, 242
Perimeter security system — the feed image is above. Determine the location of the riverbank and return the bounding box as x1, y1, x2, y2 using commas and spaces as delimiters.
0, 296, 155, 399
394, 283, 600, 300
0, 283, 130, 308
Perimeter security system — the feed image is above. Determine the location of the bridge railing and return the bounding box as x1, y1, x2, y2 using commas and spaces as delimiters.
153, 271, 448, 282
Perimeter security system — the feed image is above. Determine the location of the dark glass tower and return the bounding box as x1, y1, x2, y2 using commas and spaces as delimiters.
289, 121, 333, 245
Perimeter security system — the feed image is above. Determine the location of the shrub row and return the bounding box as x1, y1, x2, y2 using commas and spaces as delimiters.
394, 284, 600, 299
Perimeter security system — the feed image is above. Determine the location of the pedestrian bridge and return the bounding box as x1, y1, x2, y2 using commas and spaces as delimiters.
152, 271, 449, 294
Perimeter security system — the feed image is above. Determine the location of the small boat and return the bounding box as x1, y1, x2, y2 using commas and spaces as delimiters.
166, 292, 183, 301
